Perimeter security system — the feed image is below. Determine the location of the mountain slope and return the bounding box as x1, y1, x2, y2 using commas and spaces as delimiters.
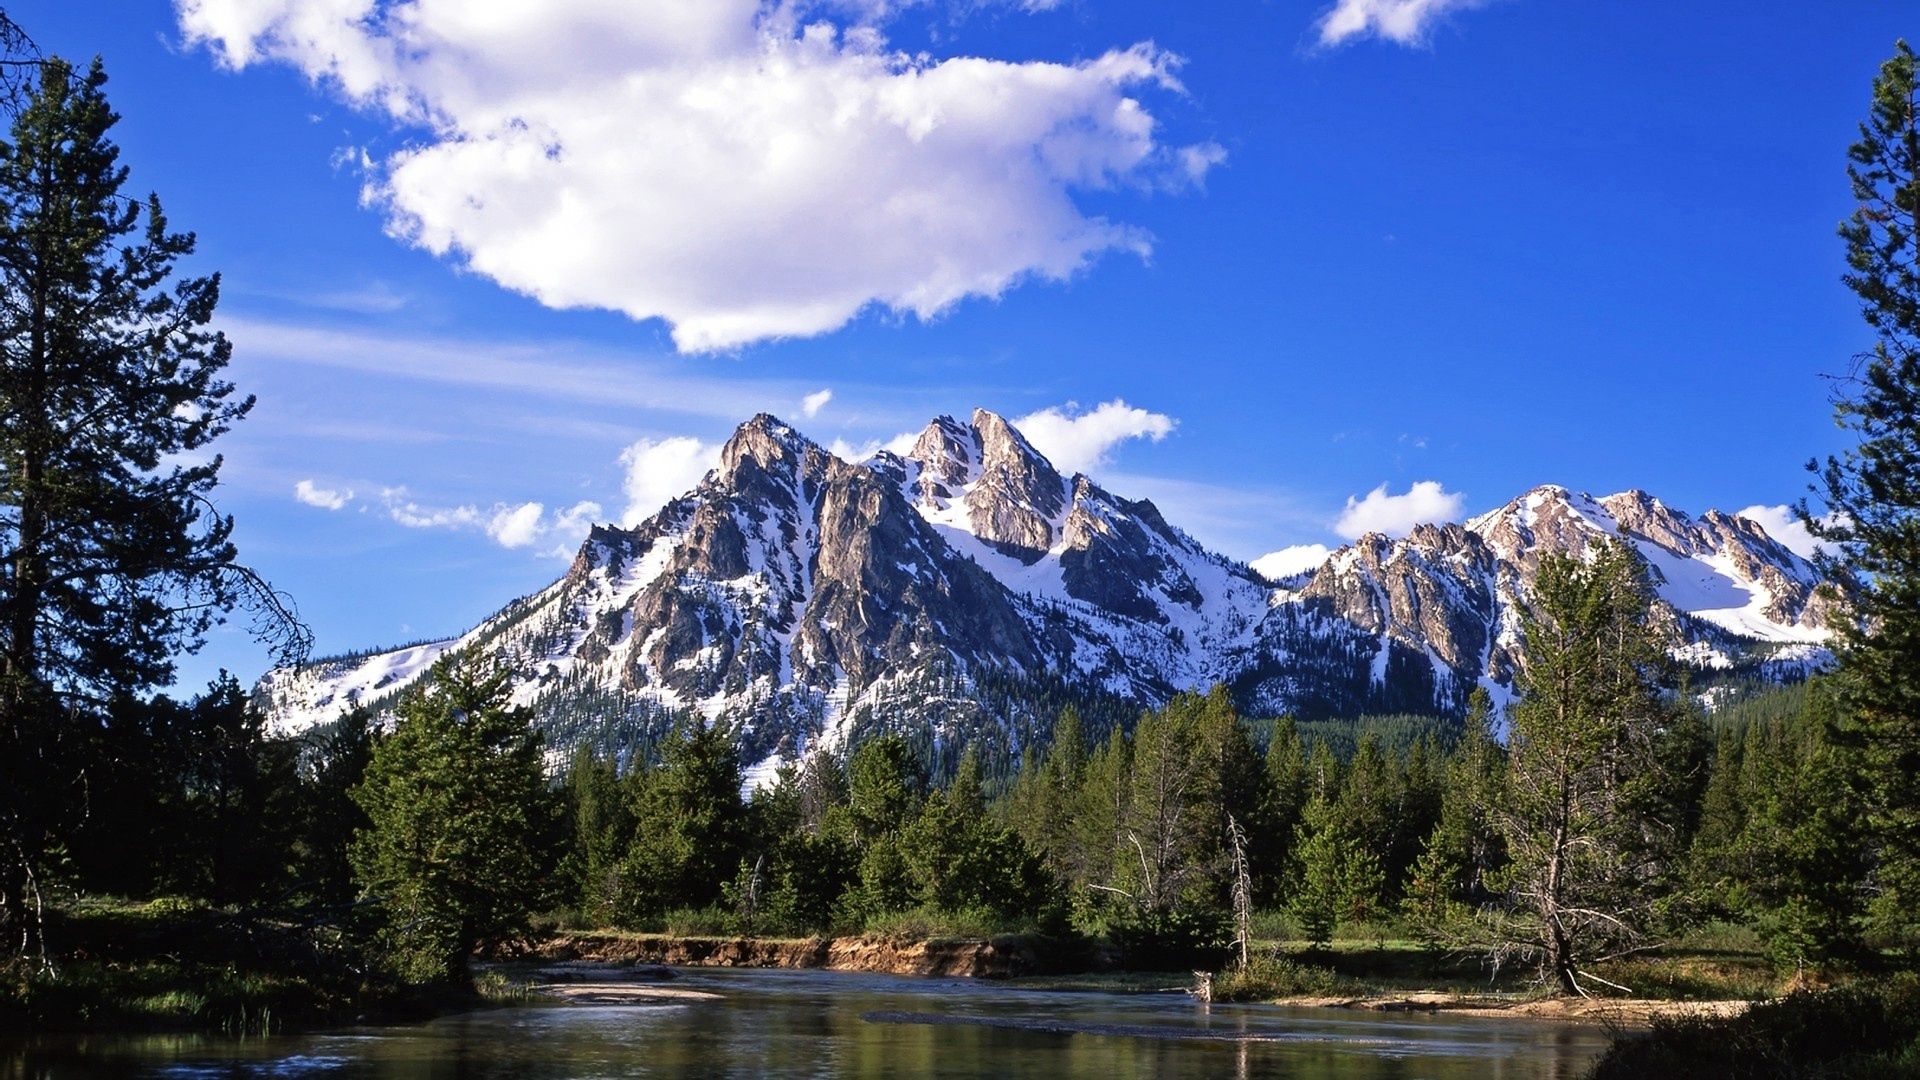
256, 411, 1836, 767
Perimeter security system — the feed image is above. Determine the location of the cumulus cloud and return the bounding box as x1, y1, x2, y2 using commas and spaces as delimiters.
293, 479, 351, 510
485, 502, 548, 549
1334, 480, 1464, 539
177, 1, 1220, 351
619, 436, 722, 526
801, 389, 834, 418
1251, 544, 1331, 581
1013, 399, 1176, 476
1317, 0, 1491, 46
378, 488, 603, 554
828, 430, 920, 462
1737, 504, 1833, 562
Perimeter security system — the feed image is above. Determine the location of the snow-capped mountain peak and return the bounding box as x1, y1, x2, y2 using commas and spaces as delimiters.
256, 415, 1839, 771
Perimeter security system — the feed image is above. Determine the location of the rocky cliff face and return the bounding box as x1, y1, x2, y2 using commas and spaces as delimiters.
255, 412, 1836, 769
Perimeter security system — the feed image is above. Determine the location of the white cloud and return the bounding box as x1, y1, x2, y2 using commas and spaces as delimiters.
1013, 399, 1176, 476
1251, 544, 1331, 581
801, 389, 834, 418
1737, 504, 1832, 562
382, 491, 483, 531
178, 1, 1219, 351
293, 479, 351, 510
829, 429, 919, 462
486, 502, 548, 549
1102, 471, 1328, 562
1334, 480, 1464, 539
619, 436, 722, 526
378, 488, 603, 554
1317, 0, 1490, 47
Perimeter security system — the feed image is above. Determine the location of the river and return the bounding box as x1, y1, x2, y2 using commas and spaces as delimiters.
4, 966, 1611, 1078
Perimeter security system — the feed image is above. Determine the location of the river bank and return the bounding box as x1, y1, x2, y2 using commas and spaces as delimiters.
523, 931, 1758, 1025
527, 929, 1095, 978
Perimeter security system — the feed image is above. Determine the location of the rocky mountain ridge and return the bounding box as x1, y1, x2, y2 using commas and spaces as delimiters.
255, 411, 1834, 771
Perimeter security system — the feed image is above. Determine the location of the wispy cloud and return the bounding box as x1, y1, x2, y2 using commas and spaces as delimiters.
1104, 471, 1328, 561
801, 389, 834, 419
379, 488, 605, 556
221, 315, 786, 422
1316, 0, 1493, 47
293, 479, 352, 510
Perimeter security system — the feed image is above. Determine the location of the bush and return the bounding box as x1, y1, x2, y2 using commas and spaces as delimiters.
1588, 975, 1920, 1079
659, 907, 732, 937
1108, 908, 1231, 971
1212, 953, 1346, 1001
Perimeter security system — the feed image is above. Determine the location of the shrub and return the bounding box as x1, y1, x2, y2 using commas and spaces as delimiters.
1588, 975, 1920, 1079
1212, 954, 1346, 1001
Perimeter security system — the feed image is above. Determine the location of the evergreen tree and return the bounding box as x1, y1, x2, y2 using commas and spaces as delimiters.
349, 660, 558, 984
1405, 689, 1507, 941
847, 734, 925, 843
899, 749, 1049, 917
562, 746, 632, 923
1115, 694, 1215, 915
1495, 543, 1687, 994
1334, 733, 1398, 894
1261, 716, 1310, 903
170, 675, 301, 906
1030, 706, 1089, 886
618, 716, 746, 921
67, 675, 300, 905
294, 707, 375, 905
1071, 726, 1130, 918
0, 56, 302, 960
1810, 39, 1920, 954
1729, 686, 1868, 968
1289, 797, 1384, 949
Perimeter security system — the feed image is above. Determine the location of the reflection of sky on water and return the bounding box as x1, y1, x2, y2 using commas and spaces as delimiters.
12, 966, 1610, 1079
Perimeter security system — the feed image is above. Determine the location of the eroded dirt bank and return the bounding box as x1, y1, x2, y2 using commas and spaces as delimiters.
529, 932, 1070, 978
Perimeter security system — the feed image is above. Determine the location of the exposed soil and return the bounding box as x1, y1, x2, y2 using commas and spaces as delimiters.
529, 932, 1059, 978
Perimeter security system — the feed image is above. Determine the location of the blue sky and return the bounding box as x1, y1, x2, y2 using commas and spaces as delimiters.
7, 1, 1908, 690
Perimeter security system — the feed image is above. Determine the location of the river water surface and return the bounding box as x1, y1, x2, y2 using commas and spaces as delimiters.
6, 966, 1611, 1078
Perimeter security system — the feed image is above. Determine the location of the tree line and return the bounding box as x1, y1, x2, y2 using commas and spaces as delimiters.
0, 10, 1916, 1009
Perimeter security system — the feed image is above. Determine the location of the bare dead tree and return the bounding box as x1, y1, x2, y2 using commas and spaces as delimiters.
1227, 812, 1253, 971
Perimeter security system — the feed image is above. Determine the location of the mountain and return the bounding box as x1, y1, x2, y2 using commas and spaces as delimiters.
254, 410, 1835, 771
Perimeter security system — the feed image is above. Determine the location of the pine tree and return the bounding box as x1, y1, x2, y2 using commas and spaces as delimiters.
900, 749, 1049, 918
1289, 800, 1384, 949
1261, 716, 1310, 903
349, 660, 558, 984
562, 746, 632, 923
1495, 543, 1687, 994
1115, 694, 1214, 915
1810, 39, 1920, 954
847, 734, 925, 843
0, 56, 303, 960
294, 707, 375, 905
618, 716, 746, 921
1405, 689, 1507, 942
1335, 733, 1398, 894
1730, 685, 1868, 968
1072, 726, 1130, 918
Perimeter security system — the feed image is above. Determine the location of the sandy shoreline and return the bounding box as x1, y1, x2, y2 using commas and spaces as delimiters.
1262, 991, 1750, 1024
